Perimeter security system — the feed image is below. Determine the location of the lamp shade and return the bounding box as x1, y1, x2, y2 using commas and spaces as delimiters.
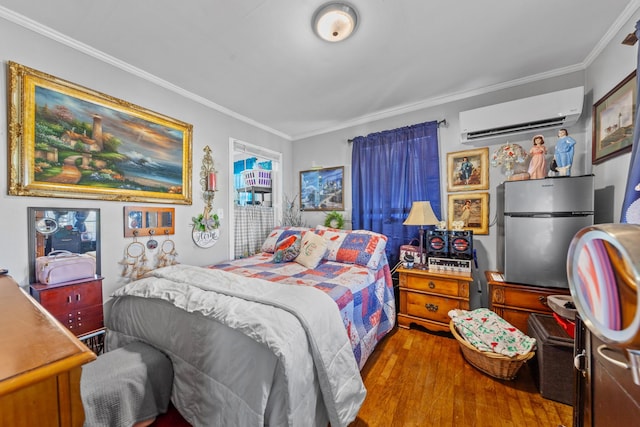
403, 201, 439, 226
312, 2, 358, 42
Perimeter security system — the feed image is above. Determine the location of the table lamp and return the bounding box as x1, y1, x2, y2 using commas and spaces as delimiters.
403, 201, 440, 268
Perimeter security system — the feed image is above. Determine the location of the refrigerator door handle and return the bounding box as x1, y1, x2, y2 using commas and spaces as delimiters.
506, 212, 593, 218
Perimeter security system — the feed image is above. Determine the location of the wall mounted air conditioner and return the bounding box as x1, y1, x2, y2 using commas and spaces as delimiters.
460, 86, 584, 144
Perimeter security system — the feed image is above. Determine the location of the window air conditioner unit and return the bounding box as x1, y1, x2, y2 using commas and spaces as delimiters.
460, 86, 584, 144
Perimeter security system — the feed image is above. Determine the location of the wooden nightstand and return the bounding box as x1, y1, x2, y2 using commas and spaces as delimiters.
486, 271, 570, 333
30, 276, 104, 338
397, 267, 473, 333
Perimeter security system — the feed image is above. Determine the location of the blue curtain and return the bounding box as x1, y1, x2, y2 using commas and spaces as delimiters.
352, 121, 441, 266
621, 20, 640, 223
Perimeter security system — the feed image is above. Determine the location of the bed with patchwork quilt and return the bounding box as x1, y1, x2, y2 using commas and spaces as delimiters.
106, 226, 395, 427
212, 225, 396, 369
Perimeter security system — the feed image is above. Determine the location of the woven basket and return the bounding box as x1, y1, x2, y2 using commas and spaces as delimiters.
449, 320, 534, 380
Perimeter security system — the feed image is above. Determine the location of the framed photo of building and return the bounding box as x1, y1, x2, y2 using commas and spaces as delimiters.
592, 70, 636, 164
447, 192, 489, 235
299, 166, 344, 211
446, 147, 489, 192
7, 61, 193, 204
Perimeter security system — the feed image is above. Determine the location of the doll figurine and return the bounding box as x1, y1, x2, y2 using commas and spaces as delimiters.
554, 128, 576, 176
527, 134, 547, 179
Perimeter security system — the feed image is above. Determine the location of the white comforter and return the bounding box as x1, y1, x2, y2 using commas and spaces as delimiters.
108, 264, 366, 427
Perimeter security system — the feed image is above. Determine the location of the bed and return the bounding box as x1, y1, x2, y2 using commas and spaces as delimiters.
106, 226, 396, 427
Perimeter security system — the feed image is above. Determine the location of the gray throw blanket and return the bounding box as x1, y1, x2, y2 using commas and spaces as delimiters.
81, 341, 173, 427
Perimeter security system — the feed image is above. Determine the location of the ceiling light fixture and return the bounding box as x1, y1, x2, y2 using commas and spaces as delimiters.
312, 2, 359, 42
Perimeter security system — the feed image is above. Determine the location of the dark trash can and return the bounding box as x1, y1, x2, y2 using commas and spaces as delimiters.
527, 313, 575, 405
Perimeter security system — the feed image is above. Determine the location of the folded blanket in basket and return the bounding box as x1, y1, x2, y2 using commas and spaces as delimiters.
449, 308, 536, 357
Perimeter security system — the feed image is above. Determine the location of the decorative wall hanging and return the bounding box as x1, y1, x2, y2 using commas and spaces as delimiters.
490, 143, 528, 179
119, 237, 151, 281
192, 145, 220, 248
155, 236, 178, 268
447, 148, 489, 192
7, 61, 192, 204
123, 206, 175, 237
324, 210, 344, 229
299, 166, 344, 211
592, 69, 637, 164
447, 192, 489, 235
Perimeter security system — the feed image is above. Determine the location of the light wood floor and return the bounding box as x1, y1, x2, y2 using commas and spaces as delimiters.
350, 327, 573, 427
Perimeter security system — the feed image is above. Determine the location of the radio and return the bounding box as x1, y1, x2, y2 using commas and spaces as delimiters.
427, 257, 472, 273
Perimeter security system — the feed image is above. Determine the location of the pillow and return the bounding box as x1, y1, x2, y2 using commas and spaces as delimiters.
295, 232, 327, 269
314, 227, 388, 269
261, 226, 311, 253
272, 234, 301, 263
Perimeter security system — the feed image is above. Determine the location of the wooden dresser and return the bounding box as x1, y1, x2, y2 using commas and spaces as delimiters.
30, 277, 104, 338
0, 275, 96, 427
486, 271, 570, 333
398, 267, 473, 333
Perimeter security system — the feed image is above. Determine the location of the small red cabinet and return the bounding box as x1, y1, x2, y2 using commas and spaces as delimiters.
30, 277, 104, 337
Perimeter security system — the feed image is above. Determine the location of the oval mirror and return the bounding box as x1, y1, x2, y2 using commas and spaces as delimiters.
568, 224, 640, 347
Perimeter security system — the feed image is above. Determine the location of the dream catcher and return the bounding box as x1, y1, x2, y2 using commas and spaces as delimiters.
156, 234, 178, 268
119, 235, 151, 281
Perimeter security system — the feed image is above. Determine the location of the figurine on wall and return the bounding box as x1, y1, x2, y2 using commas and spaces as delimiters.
554, 128, 576, 176
527, 134, 547, 179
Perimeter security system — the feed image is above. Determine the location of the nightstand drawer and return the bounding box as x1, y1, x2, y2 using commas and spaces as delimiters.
403, 274, 468, 297
405, 292, 467, 324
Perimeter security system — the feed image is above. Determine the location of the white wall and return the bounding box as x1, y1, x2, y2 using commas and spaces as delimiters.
0, 18, 293, 298
292, 10, 640, 290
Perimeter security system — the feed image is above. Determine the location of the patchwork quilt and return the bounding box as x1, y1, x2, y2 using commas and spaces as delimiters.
212, 251, 396, 369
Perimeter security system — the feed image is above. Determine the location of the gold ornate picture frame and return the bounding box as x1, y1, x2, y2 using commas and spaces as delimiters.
448, 192, 489, 235
8, 61, 193, 204
446, 147, 489, 192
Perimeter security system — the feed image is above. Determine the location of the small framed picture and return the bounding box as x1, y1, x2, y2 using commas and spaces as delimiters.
592, 70, 636, 164
447, 192, 489, 235
299, 166, 344, 211
446, 148, 489, 192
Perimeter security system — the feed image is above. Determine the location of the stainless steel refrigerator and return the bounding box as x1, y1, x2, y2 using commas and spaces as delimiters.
498, 175, 594, 288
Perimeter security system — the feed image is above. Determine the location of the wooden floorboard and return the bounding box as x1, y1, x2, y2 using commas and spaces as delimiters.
350, 327, 573, 427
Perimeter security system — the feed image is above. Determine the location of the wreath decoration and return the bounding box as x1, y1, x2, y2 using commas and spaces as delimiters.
192, 213, 220, 232
324, 211, 344, 229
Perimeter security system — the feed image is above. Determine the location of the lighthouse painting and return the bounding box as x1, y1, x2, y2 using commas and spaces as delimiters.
8, 61, 193, 204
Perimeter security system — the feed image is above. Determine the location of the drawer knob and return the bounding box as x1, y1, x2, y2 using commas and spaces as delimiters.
538, 296, 548, 306
425, 303, 439, 312
428, 281, 436, 289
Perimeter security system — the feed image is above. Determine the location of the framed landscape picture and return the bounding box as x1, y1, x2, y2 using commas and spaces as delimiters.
592, 70, 636, 164
447, 192, 489, 235
446, 147, 489, 192
299, 166, 344, 211
7, 61, 193, 204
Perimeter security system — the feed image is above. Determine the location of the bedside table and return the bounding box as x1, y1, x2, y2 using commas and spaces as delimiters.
397, 267, 473, 333
486, 271, 570, 333
30, 276, 104, 338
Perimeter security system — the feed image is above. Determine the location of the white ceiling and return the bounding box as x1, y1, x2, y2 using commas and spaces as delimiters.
0, 0, 638, 140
